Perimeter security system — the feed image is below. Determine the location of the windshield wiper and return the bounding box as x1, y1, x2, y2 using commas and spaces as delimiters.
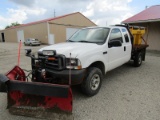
77, 40, 93, 43
67, 40, 75, 42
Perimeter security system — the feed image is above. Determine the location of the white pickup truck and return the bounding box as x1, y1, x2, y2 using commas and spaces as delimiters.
29, 24, 148, 96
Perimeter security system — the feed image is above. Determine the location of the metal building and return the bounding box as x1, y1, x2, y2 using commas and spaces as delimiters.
0, 12, 96, 44
122, 5, 160, 51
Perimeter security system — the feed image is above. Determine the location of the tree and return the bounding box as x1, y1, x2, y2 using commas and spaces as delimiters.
5, 22, 21, 29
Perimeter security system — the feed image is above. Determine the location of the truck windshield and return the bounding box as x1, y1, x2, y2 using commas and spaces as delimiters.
68, 28, 110, 44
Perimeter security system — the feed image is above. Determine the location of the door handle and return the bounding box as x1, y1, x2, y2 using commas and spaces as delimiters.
124, 46, 126, 51
103, 51, 107, 54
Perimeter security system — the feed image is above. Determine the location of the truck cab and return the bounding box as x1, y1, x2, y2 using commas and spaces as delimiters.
106, 26, 132, 71
36, 26, 134, 96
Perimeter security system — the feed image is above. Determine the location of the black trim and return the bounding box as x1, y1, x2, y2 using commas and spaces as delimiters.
46, 69, 86, 85
124, 46, 126, 51
8, 80, 69, 98
0, 74, 9, 92
0, 82, 7, 92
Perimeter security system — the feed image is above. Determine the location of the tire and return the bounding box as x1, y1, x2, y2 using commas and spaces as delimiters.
30, 43, 32, 46
134, 52, 142, 67
81, 67, 103, 96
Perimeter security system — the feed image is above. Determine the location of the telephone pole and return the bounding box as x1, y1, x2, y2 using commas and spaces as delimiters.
54, 9, 56, 17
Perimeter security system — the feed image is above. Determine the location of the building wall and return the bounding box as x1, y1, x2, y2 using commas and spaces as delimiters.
0, 12, 96, 44
0, 28, 17, 42
22, 22, 48, 43
147, 22, 160, 51
0, 22, 48, 43
49, 13, 96, 43
130, 22, 160, 51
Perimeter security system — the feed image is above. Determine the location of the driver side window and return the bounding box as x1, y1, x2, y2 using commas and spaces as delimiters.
109, 28, 123, 43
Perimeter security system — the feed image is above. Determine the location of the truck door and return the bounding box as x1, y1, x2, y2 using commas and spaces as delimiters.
107, 28, 126, 71
122, 28, 132, 63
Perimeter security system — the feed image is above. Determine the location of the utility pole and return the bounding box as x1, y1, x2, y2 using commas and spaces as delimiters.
54, 9, 56, 17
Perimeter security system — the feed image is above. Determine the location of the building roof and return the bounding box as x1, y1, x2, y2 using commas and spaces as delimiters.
122, 5, 160, 23
4, 12, 96, 30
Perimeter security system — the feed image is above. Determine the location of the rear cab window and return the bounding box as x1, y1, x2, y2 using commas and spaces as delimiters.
122, 28, 130, 43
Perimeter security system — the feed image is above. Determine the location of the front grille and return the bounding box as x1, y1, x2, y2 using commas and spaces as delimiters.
38, 54, 66, 70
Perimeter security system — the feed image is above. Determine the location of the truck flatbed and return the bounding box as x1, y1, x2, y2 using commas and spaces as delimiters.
133, 44, 149, 51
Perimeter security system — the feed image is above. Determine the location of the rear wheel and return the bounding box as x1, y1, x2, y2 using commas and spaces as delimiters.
81, 67, 103, 96
134, 52, 142, 67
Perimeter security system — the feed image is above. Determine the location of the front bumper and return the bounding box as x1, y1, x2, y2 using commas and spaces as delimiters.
46, 69, 86, 85
31, 43, 40, 45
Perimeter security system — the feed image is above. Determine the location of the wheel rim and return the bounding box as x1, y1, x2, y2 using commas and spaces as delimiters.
138, 55, 142, 65
90, 74, 100, 91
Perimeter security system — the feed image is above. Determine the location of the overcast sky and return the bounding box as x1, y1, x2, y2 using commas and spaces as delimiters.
0, 0, 159, 29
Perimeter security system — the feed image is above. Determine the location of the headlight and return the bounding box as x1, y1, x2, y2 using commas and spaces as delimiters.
66, 58, 82, 69
42, 50, 56, 56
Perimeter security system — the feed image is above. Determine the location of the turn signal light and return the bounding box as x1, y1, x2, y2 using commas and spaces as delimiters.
48, 57, 56, 61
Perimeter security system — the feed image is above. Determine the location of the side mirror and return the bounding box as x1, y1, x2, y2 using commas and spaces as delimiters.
25, 49, 32, 56
108, 40, 122, 48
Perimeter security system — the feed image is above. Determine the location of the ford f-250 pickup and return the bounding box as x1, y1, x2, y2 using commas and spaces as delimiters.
27, 24, 148, 96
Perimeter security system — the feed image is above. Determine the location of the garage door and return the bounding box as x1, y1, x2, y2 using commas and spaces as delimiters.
17, 30, 24, 42
66, 28, 79, 40
48, 34, 55, 44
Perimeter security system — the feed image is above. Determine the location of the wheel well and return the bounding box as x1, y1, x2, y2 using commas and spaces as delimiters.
89, 61, 105, 75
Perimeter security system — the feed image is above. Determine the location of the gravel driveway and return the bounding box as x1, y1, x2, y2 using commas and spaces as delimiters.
0, 42, 160, 120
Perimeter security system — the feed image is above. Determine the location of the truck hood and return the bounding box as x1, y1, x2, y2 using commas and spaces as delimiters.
39, 42, 101, 58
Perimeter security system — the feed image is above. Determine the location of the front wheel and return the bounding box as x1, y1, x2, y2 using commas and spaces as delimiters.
81, 67, 103, 96
134, 52, 142, 67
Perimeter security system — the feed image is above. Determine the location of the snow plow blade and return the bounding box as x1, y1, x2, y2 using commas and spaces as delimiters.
0, 66, 73, 119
